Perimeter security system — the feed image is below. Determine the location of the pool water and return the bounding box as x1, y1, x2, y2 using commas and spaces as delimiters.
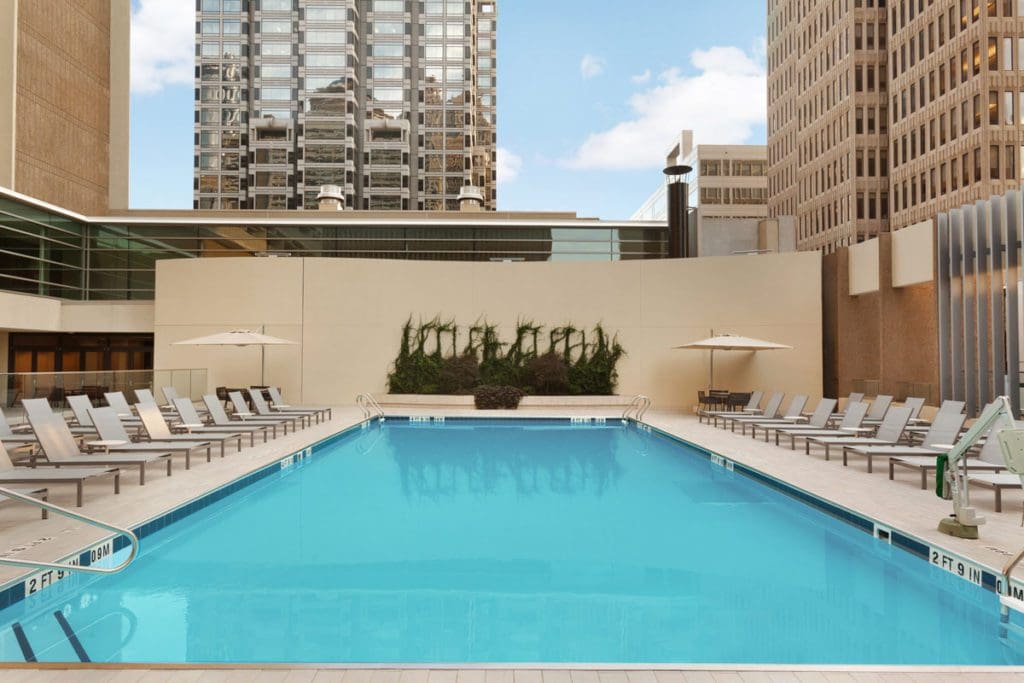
0, 419, 1022, 664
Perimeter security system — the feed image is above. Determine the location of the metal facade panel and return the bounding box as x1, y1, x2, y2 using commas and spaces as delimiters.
989, 196, 1006, 403
949, 208, 965, 403
1007, 190, 1022, 416
937, 212, 952, 401
975, 200, 992, 407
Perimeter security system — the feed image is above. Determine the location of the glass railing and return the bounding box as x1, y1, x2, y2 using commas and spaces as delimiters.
0, 369, 208, 422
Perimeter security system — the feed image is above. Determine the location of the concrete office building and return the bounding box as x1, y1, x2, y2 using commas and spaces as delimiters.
767, 0, 890, 253
888, 0, 1024, 229
194, 0, 497, 212
769, 0, 1024, 251
0, 0, 130, 215
632, 131, 779, 256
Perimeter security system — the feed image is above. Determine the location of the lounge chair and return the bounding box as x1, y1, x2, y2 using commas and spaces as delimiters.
68, 394, 140, 431
891, 417, 1014, 490
904, 400, 967, 439
774, 401, 869, 449
968, 472, 1023, 512
88, 406, 208, 471
202, 395, 279, 439
829, 392, 865, 418
22, 398, 94, 436
134, 388, 175, 414
248, 390, 317, 426
0, 441, 118, 507
0, 407, 38, 449
841, 409, 968, 473
28, 413, 168, 486
856, 395, 894, 426
266, 386, 332, 421
135, 403, 242, 458
700, 390, 763, 424
740, 395, 807, 437
104, 391, 139, 419
161, 387, 181, 405
172, 398, 266, 447
0, 484, 50, 519
745, 395, 818, 440
229, 391, 301, 433
804, 406, 913, 460
751, 398, 838, 443
718, 392, 785, 432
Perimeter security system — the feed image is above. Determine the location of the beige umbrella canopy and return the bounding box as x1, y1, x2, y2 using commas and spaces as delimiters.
674, 333, 793, 389
173, 329, 297, 385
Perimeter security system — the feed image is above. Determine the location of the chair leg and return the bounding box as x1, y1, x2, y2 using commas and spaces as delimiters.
77, 481, 83, 507
139, 463, 145, 486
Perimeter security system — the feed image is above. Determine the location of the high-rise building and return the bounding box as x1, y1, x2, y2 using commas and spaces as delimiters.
194, 0, 497, 212
0, 0, 130, 215
888, 0, 1024, 230
768, 0, 1024, 252
767, 0, 890, 253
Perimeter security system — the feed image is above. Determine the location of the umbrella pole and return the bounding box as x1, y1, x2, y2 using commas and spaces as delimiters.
709, 349, 714, 391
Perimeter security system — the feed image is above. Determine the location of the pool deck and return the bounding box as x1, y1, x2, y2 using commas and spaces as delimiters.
2, 406, 1024, 678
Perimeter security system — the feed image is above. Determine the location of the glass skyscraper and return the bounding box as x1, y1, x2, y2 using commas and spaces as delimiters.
194, 0, 497, 211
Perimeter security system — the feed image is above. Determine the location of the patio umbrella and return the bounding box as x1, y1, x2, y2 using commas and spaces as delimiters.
674, 332, 792, 390
173, 329, 297, 386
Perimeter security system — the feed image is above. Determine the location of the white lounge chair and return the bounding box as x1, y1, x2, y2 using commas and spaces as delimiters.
135, 403, 243, 458
841, 409, 968, 473
248, 390, 316, 427
203, 395, 279, 439
22, 398, 94, 436
718, 393, 785, 432
68, 394, 140, 430
28, 413, 167, 486
88, 406, 207, 471
0, 407, 38, 449
904, 400, 967, 439
856, 395, 894, 426
0, 441, 118, 508
890, 417, 1014, 490
804, 406, 913, 460
229, 391, 301, 433
172, 398, 265, 447
774, 401, 869, 449
746, 396, 822, 441
0, 484, 50, 519
267, 386, 332, 421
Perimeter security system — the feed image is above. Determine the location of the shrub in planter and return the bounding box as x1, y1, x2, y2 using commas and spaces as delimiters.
525, 352, 570, 395
438, 354, 481, 394
473, 385, 524, 409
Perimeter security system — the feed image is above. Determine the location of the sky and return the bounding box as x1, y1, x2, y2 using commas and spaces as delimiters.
129, 0, 767, 219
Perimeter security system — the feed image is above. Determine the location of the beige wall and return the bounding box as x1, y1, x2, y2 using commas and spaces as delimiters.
153, 255, 824, 409
848, 238, 880, 296
891, 220, 934, 287
107, 0, 130, 210
0, 291, 153, 334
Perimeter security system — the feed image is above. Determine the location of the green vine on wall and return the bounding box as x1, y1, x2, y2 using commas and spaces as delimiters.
387, 316, 625, 396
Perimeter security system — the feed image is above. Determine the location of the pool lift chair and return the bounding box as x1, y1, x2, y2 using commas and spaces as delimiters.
937, 396, 1023, 540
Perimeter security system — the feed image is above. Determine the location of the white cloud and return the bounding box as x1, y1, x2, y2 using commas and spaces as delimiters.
563, 45, 767, 171
580, 54, 606, 79
630, 69, 652, 85
496, 147, 523, 185
131, 0, 195, 94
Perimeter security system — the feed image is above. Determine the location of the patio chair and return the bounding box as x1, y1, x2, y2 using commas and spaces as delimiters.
0, 440, 118, 508
249, 389, 317, 426
203, 394, 279, 439
803, 406, 913, 460
68, 394, 140, 430
134, 388, 174, 413
161, 387, 180, 405
904, 400, 967, 440
171, 397, 265, 447
267, 386, 332, 421
229, 391, 303, 432
135, 403, 242, 458
749, 398, 837, 443
104, 391, 140, 419
857, 395, 894, 425
840, 409, 968, 473
774, 401, 870, 449
22, 398, 95, 436
718, 392, 784, 431
28, 412, 167, 486
88, 406, 208, 471
0, 407, 38, 449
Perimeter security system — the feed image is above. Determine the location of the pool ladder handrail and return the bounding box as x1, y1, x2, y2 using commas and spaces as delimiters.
0, 486, 138, 575
622, 395, 651, 421
356, 393, 385, 421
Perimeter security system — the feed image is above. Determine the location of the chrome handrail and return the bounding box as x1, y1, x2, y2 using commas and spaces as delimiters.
356, 393, 385, 420
0, 486, 138, 574
622, 395, 651, 421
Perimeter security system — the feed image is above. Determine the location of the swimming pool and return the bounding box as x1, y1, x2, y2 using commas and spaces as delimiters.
0, 417, 1022, 664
